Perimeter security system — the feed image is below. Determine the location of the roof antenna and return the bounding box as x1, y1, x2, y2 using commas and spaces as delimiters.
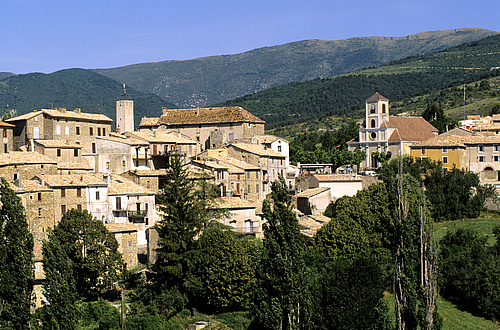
122, 84, 127, 97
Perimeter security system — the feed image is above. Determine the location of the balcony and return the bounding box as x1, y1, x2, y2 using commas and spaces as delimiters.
127, 210, 147, 218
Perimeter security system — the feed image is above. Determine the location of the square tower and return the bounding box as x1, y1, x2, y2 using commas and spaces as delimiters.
116, 100, 134, 133
365, 92, 389, 131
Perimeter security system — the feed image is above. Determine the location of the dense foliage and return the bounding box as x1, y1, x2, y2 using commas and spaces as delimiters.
51, 209, 124, 301
439, 227, 500, 321
0, 178, 34, 329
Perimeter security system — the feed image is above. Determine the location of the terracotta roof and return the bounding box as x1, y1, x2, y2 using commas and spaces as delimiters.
139, 117, 160, 127
296, 187, 330, 198
229, 143, 286, 157
191, 159, 229, 171
314, 174, 362, 182
252, 135, 286, 144
212, 197, 256, 210
34, 140, 82, 148
439, 127, 473, 137
105, 223, 138, 233
57, 162, 94, 170
126, 169, 167, 177
107, 175, 156, 195
467, 115, 481, 120
36, 173, 107, 187
9, 180, 52, 193
210, 156, 260, 171
153, 107, 265, 126
366, 92, 389, 102
299, 214, 331, 237
7, 109, 112, 123
473, 123, 500, 130
412, 135, 500, 148
126, 131, 197, 144
97, 134, 148, 146
0, 151, 57, 166
0, 121, 14, 127
382, 116, 438, 142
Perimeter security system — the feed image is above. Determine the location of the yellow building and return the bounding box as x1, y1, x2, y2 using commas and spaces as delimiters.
410, 135, 468, 171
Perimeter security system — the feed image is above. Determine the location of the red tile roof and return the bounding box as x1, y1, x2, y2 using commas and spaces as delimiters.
382, 116, 438, 142
155, 107, 265, 125
366, 92, 389, 102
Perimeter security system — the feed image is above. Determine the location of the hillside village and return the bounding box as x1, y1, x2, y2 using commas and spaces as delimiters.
1, 89, 500, 313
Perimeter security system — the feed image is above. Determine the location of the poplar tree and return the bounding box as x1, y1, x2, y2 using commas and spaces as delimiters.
0, 178, 34, 328
253, 176, 311, 329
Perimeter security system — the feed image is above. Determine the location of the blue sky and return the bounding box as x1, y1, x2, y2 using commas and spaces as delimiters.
1, 0, 498, 74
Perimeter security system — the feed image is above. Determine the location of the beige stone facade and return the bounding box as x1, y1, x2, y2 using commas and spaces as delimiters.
138, 106, 265, 150
0, 151, 58, 181
0, 121, 14, 153
33, 139, 82, 164
211, 197, 262, 238
105, 223, 139, 270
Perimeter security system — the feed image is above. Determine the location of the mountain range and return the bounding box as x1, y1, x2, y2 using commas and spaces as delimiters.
0, 28, 497, 127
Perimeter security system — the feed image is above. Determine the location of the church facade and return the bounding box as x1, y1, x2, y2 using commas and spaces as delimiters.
347, 93, 438, 170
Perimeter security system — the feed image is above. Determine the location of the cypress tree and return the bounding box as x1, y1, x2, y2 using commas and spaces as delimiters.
0, 178, 34, 328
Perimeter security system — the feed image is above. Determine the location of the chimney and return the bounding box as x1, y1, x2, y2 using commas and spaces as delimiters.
162, 107, 168, 115
58, 108, 66, 113
74, 108, 81, 113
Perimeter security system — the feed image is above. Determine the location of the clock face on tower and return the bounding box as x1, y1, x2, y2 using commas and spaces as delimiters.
370, 104, 376, 114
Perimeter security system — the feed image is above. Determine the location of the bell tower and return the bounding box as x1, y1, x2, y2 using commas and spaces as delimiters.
365, 92, 389, 130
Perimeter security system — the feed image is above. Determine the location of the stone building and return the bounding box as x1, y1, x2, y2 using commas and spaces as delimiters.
95, 133, 150, 172
105, 223, 138, 270
211, 197, 262, 238
32, 139, 82, 164
0, 121, 14, 153
7, 108, 112, 166
347, 93, 438, 169
121, 169, 166, 193
296, 187, 331, 216
0, 151, 58, 181
138, 106, 265, 150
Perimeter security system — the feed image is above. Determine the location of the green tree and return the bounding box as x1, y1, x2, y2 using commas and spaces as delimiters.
41, 229, 78, 329
0, 178, 34, 329
195, 222, 257, 313
153, 154, 220, 311
253, 176, 311, 329
52, 209, 123, 301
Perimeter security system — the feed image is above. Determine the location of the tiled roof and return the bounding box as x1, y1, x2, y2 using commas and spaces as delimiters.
0, 121, 14, 127
296, 187, 330, 198
126, 131, 197, 144
97, 134, 148, 146
473, 123, 500, 130
212, 197, 256, 210
36, 173, 107, 187
366, 92, 389, 102
57, 162, 94, 170
382, 116, 438, 142
299, 215, 331, 237
9, 180, 52, 193
8, 109, 112, 122
139, 117, 160, 127
154, 107, 265, 125
314, 174, 362, 182
229, 143, 286, 157
0, 151, 57, 166
34, 140, 82, 148
252, 135, 286, 144
210, 156, 260, 171
107, 175, 156, 195
439, 127, 473, 137
126, 169, 167, 177
411, 135, 500, 148
191, 159, 229, 171
105, 223, 138, 233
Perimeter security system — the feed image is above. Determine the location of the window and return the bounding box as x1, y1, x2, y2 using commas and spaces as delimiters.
33, 127, 39, 139
76, 126, 80, 135
106, 162, 110, 169
495, 145, 500, 152
13, 173, 17, 181
122, 160, 126, 167
98, 127, 101, 136
230, 221, 236, 230
442, 156, 448, 164
128, 241, 132, 253
494, 155, 500, 162
247, 172, 250, 179
89, 127, 94, 136
146, 180, 150, 189
278, 145, 282, 152
370, 104, 375, 114
245, 220, 253, 233
256, 184, 259, 193
229, 133, 234, 141
92, 142, 96, 153
478, 145, 484, 152
77, 204, 82, 211
247, 185, 251, 194
74, 149, 79, 157
382, 104, 386, 114
102, 128, 106, 136
56, 126, 61, 135
421, 147, 426, 155
443, 147, 448, 153
38, 208, 42, 218
61, 188, 66, 198
371, 119, 376, 128
478, 155, 485, 162
56, 149, 61, 157
95, 191, 100, 200
38, 192, 42, 201
76, 188, 81, 197
61, 205, 66, 215
65, 126, 69, 135
116, 197, 121, 210
256, 171, 259, 179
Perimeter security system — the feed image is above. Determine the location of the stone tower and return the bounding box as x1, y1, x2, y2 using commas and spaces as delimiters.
365, 92, 389, 133
116, 100, 134, 133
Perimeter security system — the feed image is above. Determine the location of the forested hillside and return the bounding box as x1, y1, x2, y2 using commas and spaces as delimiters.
217, 34, 500, 129
0, 69, 175, 126
95, 28, 496, 108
